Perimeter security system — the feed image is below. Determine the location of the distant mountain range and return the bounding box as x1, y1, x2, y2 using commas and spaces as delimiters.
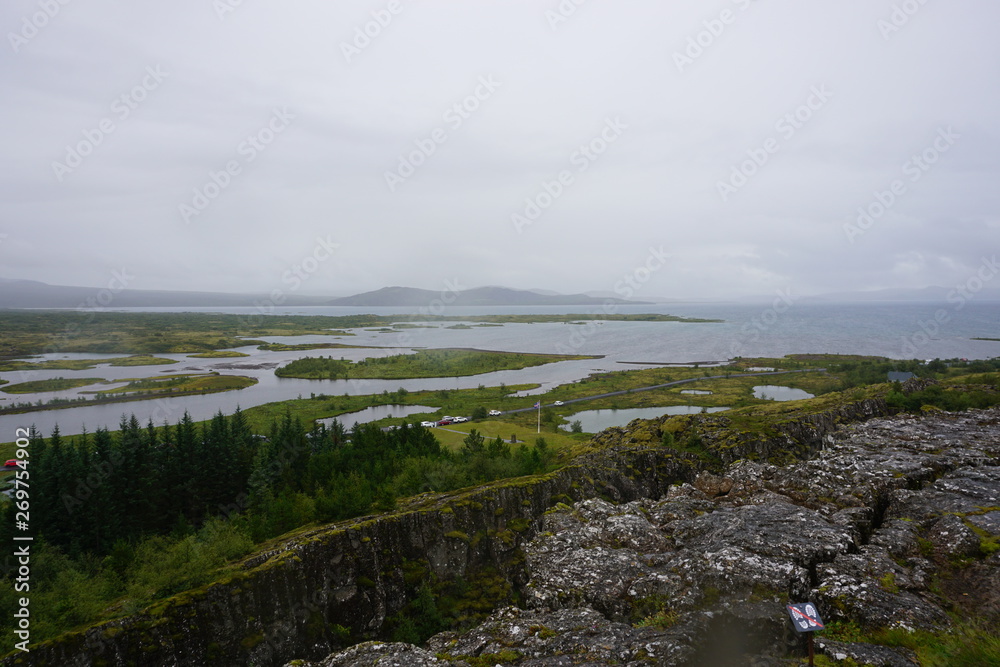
0, 279, 646, 309
0, 278, 333, 309
326, 286, 645, 307
2, 278, 997, 309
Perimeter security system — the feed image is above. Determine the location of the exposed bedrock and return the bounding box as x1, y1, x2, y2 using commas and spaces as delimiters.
9, 399, 1000, 666
295, 407, 1000, 667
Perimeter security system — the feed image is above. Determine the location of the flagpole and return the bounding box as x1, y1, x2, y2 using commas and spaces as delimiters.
536, 401, 540, 434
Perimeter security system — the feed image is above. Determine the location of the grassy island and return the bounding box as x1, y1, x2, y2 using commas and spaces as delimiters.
0, 354, 177, 372
1, 377, 106, 394
0, 310, 719, 359
186, 350, 251, 358
274, 349, 597, 380
0, 373, 257, 415
90, 373, 257, 396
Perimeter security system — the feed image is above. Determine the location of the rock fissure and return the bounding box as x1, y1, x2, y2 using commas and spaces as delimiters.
10, 399, 1000, 666
294, 405, 1000, 666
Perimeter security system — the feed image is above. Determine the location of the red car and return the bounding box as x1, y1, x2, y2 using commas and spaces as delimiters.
437, 419, 453, 426
4, 460, 19, 468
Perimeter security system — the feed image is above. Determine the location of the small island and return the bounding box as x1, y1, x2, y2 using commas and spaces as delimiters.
275, 348, 598, 380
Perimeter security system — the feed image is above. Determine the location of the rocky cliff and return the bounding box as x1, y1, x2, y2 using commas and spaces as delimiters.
8, 395, 1000, 666
4, 431, 697, 667
287, 406, 1000, 666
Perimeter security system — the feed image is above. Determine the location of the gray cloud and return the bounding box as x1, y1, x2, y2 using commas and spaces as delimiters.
1, 0, 997, 300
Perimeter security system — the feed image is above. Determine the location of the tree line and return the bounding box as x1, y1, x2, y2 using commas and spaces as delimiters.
0, 408, 554, 646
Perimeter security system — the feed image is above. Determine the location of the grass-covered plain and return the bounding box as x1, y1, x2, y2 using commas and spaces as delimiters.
255, 342, 370, 352
91, 373, 257, 396
275, 348, 598, 380
0, 373, 257, 416
0, 310, 718, 359
186, 350, 251, 358
241, 384, 536, 434
1, 377, 106, 394
0, 311, 355, 357
0, 355, 177, 371
429, 420, 587, 454
1, 352, 998, 659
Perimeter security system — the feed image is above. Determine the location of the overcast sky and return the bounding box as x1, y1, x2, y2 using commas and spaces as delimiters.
1, 0, 998, 300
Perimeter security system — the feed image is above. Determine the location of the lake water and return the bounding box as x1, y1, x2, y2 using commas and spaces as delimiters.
562, 406, 731, 432
753, 385, 815, 401
2, 302, 997, 436
315, 405, 436, 430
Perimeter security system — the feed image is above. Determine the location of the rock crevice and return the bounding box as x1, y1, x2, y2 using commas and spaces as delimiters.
10, 399, 1000, 667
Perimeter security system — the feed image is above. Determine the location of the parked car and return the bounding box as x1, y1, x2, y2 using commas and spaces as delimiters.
420, 421, 437, 427
553, 401, 564, 406
453, 416, 469, 423
3, 460, 18, 468
488, 410, 501, 416
437, 419, 453, 426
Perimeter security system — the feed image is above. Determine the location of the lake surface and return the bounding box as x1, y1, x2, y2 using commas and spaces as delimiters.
2, 301, 997, 437
562, 406, 731, 432
753, 385, 815, 401
315, 405, 436, 430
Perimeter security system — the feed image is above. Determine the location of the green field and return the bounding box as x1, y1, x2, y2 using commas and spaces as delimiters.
0, 373, 257, 417
92, 373, 257, 396
186, 350, 251, 358
275, 349, 598, 380
2, 361, 998, 657
0, 355, 176, 371
0, 311, 354, 357
256, 342, 370, 352
1, 377, 106, 394
240, 384, 536, 434
0, 310, 719, 359
4, 354, 997, 451
429, 420, 587, 454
